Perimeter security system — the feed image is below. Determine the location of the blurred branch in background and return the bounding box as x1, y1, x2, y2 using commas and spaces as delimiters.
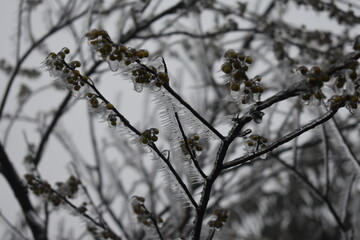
0, 0, 360, 240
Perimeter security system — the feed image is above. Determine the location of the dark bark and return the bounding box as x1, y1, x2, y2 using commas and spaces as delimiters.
0, 142, 48, 240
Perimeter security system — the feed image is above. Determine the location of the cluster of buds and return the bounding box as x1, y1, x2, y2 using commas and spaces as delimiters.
76, 202, 88, 214
139, 128, 159, 144
241, 75, 264, 104
55, 175, 82, 199
44, 47, 124, 129
297, 59, 360, 114
298, 66, 330, 105
85, 29, 149, 71
25, 174, 62, 206
85, 29, 169, 92
87, 224, 116, 240
326, 94, 359, 113
331, 64, 359, 95
85, 92, 120, 127
244, 134, 268, 153
221, 49, 263, 103
24, 174, 81, 207
180, 133, 203, 156
208, 209, 229, 230
106, 113, 119, 127
23, 144, 36, 171
43, 48, 89, 97
130, 65, 169, 92
25, 174, 51, 196
186, 134, 203, 152
86, 92, 102, 109
131, 196, 163, 227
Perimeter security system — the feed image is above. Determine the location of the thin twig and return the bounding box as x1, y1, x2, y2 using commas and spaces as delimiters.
341, 174, 356, 223
149, 215, 164, 240
44, 201, 49, 238
206, 229, 215, 240
134, 60, 224, 140
0, 8, 88, 121
0, 210, 30, 240
321, 124, 331, 196
274, 155, 347, 232
328, 119, 360, 174
33, 92, 72, 167
174, 112, 207, 179
16, 0, 25, 62
87, 112, 103, 194
31, 178, 122, 240
292, 108, 300, 167
223, 110, 338, 169
0, 143, 48, 240
163, 84, 224, 140
120, 0, 199, 43
134, 28, 255, 39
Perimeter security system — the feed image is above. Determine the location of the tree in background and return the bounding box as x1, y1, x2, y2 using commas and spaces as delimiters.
1, 0, 360, 239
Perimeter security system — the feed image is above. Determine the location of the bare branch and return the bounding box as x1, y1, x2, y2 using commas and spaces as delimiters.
0, 143, 48, 240
223, 110, 338, 170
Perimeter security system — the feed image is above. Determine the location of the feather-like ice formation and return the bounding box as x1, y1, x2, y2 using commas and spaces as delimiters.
149, 148, 194, 208
152, 90, 205, 185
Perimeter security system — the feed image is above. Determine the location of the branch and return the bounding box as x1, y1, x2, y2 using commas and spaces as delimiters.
33, 92, 72, 167
274, 155, 347, 232
121, 0, 199, 43
52, 56, 198, 210
149, 142, 198, 209
134, 60, 224, 140
0, 210, 30, 240
242, 0, 276, 49
134, 28, 256, 39
30, 178, 121, 240
163, 84, 224, 140
89, 83, 199, 209
341, 174, 356, 224
0, 8, 88, 121
327, 118, 360, 174
87, 112, 103, 193
223, 109, 338, 169
32, 0, 200, 167
190, 40, 355, 238
174, 112, 207, 179
190, 80, 307, 240
149, 215, 164, 240
321, 124, 331, 196
0, 142, 48, 240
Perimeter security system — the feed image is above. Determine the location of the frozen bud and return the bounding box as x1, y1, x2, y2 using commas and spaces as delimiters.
245, 56, 253, 64
151, 128, 159, 134
208, 209, 229, 230
237, 53, 246, 61
224, 49, 237, 59
195, 145, 203, 151
221, 62, 233, 74
157, 72, 169, 82
106, 103, 114, 110
61, 47, 70, 54
230, 83, 240, 91
311, 66, 321, 74
297, 66, 308, 75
